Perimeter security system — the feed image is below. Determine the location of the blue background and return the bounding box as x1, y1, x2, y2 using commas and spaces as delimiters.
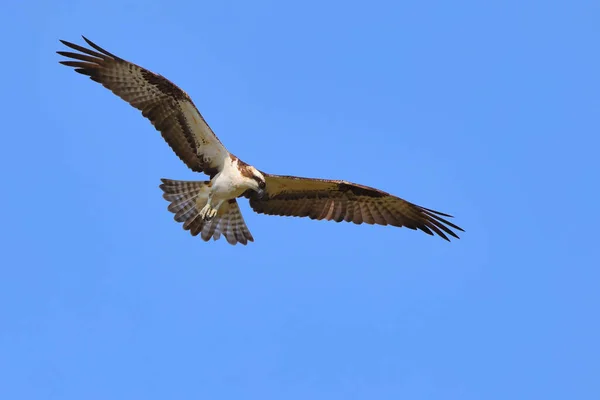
2, 1, 598, 398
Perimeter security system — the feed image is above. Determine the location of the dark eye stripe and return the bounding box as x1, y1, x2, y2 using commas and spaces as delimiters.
252, 175, 266, 189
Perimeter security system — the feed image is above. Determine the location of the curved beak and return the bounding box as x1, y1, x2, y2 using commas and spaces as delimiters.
256, 188, 265, 199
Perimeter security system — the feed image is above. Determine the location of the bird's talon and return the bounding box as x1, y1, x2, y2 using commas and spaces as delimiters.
199, 204, 212, 220
206, 208, 218, 220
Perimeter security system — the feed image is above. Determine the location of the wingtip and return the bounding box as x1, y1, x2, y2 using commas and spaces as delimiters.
57, 36, 89, 45
447, 229, 463, 241
57, 39, 72, 56
443, 228, 461, 241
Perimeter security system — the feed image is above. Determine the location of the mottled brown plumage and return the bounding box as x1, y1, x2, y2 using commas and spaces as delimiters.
250, 175, 463, 241
58, 36, 464, 245
160, 179, 253, 245
58, 36, 225, 178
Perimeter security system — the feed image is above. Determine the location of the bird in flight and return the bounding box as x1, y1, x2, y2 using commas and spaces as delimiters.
57, 36, 464, 245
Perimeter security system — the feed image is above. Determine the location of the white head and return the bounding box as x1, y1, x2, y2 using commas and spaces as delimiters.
240, 163, 266, 199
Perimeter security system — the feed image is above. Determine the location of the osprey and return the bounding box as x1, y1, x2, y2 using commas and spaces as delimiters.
58, 36, 464, 245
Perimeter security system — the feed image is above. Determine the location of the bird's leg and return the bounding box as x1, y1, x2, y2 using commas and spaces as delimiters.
198, 193, 213, 220
205, 200, 223, 220
198, 194, 224, 221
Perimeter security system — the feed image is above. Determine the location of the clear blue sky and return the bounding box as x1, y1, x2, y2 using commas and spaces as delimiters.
2, 1, 598, 399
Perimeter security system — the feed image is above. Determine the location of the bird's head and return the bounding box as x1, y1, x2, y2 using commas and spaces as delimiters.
244, 166, 266, 199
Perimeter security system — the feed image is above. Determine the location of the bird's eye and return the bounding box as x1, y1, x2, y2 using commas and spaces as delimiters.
258, 181, 266, 189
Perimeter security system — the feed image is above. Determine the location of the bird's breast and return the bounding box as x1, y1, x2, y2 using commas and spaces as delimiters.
211, 171, 250, 200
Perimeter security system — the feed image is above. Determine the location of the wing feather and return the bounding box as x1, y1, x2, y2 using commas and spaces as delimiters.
58, 36, 228, 177
249, 174, 464, 241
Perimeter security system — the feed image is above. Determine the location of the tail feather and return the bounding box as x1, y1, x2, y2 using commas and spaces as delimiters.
159, 178, 254, 245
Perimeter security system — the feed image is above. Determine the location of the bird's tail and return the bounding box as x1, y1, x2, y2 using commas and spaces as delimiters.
159, 179, 254, 245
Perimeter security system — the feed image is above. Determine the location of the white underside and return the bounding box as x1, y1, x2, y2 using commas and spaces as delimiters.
214, 157, 251, 195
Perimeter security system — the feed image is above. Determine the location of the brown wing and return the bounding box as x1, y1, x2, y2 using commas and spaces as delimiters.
57, 36, 228, 177
249, 174, 464, 241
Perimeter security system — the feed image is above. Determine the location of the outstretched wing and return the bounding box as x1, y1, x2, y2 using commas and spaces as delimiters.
249, 174, 464, 241
57, 36, 228, 177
